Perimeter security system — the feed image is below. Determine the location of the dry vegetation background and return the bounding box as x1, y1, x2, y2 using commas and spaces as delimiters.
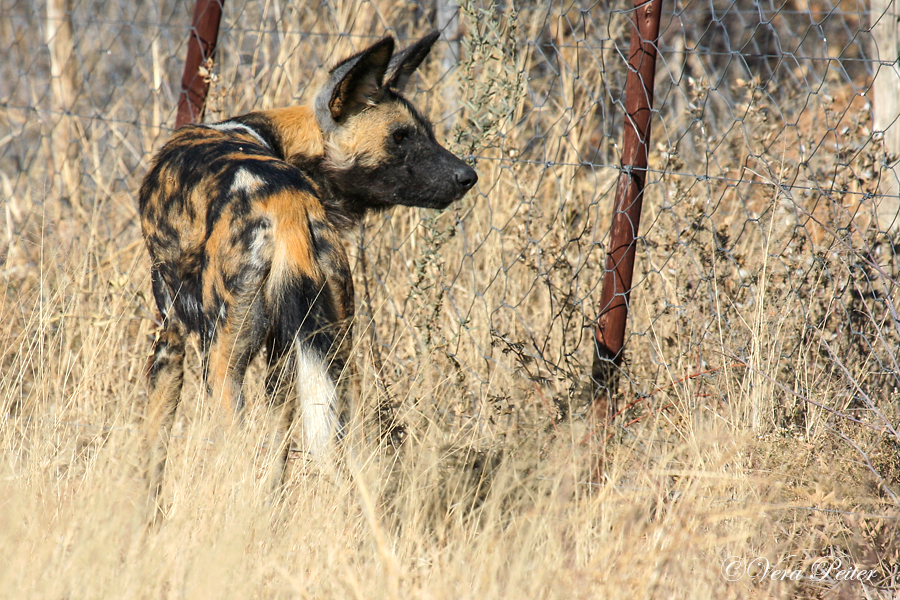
2, 0, 900, 597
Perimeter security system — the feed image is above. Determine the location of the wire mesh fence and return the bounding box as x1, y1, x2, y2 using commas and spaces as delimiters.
2, 0, 900, 453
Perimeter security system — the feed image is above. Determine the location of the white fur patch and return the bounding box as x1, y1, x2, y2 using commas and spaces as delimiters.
207, 121, 270, 149
229, 167, 265, 194
247, 226, 269, 270
295, 345, 338, 463
323, 139, 356, 172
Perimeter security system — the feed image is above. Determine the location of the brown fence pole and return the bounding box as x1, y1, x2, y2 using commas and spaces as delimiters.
591, 0, 663, 411
175, 0, 224, 128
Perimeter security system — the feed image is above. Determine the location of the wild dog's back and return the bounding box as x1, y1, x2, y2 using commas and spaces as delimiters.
138, 122, 345, 351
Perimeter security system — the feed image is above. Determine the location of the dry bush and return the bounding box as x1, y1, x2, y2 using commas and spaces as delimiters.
2, 0, 900, 597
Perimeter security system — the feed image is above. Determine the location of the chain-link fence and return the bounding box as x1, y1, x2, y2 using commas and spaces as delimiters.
3, 0, 900, 450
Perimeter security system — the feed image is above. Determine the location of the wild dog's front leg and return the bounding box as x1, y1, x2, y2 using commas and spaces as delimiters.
145, 320, 186, 515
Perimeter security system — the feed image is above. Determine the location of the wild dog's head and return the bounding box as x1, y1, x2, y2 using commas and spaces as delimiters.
313, 32, 477, 217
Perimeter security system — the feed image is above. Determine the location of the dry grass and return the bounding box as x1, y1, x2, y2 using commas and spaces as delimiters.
2, 0, 900, 597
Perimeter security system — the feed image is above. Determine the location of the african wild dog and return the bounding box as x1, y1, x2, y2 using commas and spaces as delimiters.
139, 32, 477, 500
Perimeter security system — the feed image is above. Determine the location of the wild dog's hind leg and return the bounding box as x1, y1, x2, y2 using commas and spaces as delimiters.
265, 336, 298, 485
145, 319, 186, 514
203, 285, 268, 419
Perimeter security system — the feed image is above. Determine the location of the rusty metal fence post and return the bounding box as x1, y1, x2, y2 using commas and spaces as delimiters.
175, 0, 224, 128
591, 0, 663, 412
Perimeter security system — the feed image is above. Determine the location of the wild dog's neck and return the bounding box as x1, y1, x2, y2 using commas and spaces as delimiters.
235, 106, 325, 164
287, 153, 375, 231
234, 106, 376, 231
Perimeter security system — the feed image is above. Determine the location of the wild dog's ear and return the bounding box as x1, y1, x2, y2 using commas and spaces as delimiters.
383, 31, 440, 93
316, 36, 395, 125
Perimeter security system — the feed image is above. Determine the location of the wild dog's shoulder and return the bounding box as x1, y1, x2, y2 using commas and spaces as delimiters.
230, 107, 324, 166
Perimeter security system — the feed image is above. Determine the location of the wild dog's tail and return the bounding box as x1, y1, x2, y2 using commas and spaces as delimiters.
294, 342, 339, 463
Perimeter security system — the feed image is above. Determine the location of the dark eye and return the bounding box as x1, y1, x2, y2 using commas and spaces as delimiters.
392, 129, 409, 144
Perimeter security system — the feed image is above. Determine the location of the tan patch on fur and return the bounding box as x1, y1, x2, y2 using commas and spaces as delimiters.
219, 151, 275, 166
259, 189, 326, 288
202, 208, 236, 307
205, 346, 236, 414
262, 106, 325, 162
160, 165, 181, 203
325, 102, 418, 170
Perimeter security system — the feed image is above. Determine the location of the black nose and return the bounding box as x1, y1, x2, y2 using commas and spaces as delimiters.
455, 166, 478, 190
